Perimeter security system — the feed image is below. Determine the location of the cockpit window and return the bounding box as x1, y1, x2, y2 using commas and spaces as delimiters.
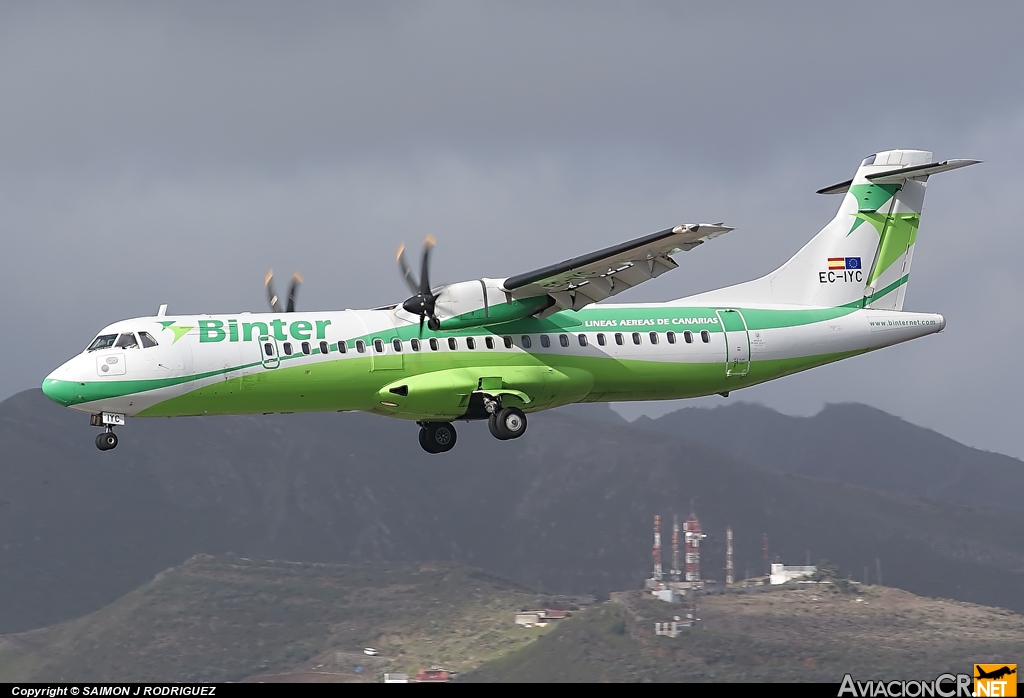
114, 333, 139, 349
139, 331, 159, 348
861, 154, 876, 166
87, 334, 118, 351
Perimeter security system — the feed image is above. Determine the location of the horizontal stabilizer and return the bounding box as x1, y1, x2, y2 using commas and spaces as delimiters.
817, 159, 981, 195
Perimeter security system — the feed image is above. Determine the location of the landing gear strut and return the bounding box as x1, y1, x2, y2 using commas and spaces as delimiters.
90, 412, 124, 451
418, 421, 457, 454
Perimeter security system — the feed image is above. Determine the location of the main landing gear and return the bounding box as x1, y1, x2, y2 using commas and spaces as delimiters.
418, 421, 458, 454
90, 412, 125, 451
415, 403, 529, 454
488, 406, 527, 441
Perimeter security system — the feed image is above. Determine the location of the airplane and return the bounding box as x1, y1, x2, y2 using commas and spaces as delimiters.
975, 666, 1016, 681
41, 149, 978, 454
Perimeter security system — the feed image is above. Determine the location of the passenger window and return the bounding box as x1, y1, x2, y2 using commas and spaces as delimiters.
615, 333, 624, 346
319, 341, 329, 354
392, 338, 403, 352
578, 334, 588, 347
503, 336, 513, 349
649, 332, 659, 345
283, 342, 293, 356
115, 333, 139, 349
467, 337, 476, 350
139, 331, 159, 348
667, 331, 676, 344
264, 343, 275, 356
485, 336, 495, 349
429, 338, 439, 351
684, 331, 693, 344
540, 335, 550, 348
356, 340, 366, 353
301, 341, 311, 355
338, 340, 348, 354
559, 334, 569, 347
87, 334, 119, 351
632, 332, 641, 345
411, 338, 420, 351
448, 337, 458, 350
597, 333, 606, 346
701, 330, 711, 343
521, 335, 532, 349
373, 339, 384, 353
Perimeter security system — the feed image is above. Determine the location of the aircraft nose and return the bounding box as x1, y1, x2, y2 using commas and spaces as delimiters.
42, 363, 85, 407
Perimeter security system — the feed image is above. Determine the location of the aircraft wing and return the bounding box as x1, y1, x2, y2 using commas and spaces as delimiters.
502, 223, 733, 311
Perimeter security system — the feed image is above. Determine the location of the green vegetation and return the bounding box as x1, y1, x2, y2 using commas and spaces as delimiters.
466, 587, 1024, 682
0, 556, 559, 683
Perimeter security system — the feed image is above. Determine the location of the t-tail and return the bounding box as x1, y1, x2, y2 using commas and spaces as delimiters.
690, 150, 979, 309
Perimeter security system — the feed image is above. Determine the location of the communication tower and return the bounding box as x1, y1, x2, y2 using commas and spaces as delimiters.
726, 527, 734, 585
652, 515, 663, 581
683, 513, 706, 584
671, 515, 681, 581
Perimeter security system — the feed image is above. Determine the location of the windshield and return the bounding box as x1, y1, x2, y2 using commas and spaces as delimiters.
86, 334, 118, 351
114, 333, 139, 349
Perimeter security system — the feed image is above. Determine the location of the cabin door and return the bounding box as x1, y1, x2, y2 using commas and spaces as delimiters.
715, 309, 750, 377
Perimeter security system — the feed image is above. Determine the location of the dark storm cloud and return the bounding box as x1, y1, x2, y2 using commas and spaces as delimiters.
2, 2, 1022, 456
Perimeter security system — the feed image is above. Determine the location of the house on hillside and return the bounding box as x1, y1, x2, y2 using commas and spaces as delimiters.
770, 563, 817, 585
515, 608, 571, 626
414, 668, 450, 682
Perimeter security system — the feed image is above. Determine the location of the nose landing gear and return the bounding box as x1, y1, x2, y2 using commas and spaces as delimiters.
95, 430, 118, 451
90, 412, 125, 451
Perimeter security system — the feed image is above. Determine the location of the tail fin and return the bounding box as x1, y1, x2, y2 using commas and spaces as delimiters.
760, 150, 977, 309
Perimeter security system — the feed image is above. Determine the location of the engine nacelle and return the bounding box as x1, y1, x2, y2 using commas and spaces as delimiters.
430, 279, 553, 331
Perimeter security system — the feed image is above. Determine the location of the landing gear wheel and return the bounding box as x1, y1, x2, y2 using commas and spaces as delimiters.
419, 422, 457, 454
95, 431, 118, 451
491, 407, 527, 440
488, 413, 508, 440
427, 317, 441, 331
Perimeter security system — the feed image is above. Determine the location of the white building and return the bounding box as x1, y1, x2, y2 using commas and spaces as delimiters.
384, 673, 409, 683
770, 563, 817, 585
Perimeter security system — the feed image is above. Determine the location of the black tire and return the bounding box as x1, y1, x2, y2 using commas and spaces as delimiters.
96, 432, 118, 451
488, 413, 509, 440
427, 317, 441, 331
495, 407, 527, 440
418, 427, 436, 453
421, 422, 457, 453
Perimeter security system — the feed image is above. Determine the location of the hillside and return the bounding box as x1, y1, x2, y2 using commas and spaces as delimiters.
0, 556, 559, 683
3, 389, 1024, 635
467, 585, 1024, 682
625, 401, 1024, 514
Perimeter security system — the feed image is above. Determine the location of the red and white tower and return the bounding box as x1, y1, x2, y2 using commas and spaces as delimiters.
652, 515, 663, 581
683, 513, 706, 583
726, 527, 734, 585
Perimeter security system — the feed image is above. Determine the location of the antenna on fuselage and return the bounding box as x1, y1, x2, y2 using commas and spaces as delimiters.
157, 304, 168, 317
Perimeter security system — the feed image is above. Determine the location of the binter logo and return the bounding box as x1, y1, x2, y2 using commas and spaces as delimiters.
820, 257, 863, 284
975, 664, 1017, 697
158, 319, 334, 344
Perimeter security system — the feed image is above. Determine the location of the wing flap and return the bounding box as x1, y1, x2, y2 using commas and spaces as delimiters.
502, 223, 732, 311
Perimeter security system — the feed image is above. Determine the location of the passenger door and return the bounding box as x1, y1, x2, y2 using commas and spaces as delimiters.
715, 309, 750, 377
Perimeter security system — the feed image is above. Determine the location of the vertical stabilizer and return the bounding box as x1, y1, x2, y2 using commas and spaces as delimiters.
770, 149, 936, 309
687, 150, 978, 309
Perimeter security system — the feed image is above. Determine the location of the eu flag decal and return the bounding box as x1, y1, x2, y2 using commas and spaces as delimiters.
845, 257, 861, 269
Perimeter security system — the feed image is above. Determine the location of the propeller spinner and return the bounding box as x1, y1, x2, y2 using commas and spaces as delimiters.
397, 235, 441, 333
265, 270, 303, 312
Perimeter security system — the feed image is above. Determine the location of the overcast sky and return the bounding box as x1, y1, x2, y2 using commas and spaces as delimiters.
3, 2, 1023, 457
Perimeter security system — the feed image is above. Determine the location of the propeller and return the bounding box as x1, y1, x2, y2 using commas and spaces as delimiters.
397, 235, 441, 333
265, 269, 303, 312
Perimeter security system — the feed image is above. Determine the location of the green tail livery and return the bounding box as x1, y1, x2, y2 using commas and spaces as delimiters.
43, 150, 978, 453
